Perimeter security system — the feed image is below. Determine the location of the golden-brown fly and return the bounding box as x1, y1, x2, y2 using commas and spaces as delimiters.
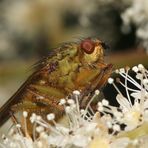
0, 38, 112, 133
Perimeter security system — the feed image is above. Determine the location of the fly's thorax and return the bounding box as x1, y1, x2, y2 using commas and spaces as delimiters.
45, 39, 108, 93
46, 47, 80, 92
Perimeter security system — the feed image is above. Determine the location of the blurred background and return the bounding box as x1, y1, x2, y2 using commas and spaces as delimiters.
0, 0, 148, 134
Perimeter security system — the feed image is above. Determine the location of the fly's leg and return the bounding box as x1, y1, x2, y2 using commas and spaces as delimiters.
9, 111, 26, 137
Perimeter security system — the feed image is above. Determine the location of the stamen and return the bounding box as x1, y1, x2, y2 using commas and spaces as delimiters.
119, 81, 139, 92
119, 72, 142, 89
83, 90, 100, 118
113, 124, 121, 132
33, 122, 37, 141
73, 90, 80, 114
125, 68, 132, 107
138, 64, 144, 71
132, 66, 139, 73
47, 113, 55, 121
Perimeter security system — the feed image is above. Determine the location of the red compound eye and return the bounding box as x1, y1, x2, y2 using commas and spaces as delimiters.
80, 39, 95, 54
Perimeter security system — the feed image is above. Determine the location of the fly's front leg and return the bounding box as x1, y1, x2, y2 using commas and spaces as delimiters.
8, 110, 27, 137
75, 65, 112, 110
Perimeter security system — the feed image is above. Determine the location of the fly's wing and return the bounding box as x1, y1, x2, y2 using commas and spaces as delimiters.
0, 47, 67, 127
0, 72, 40, 127
0, 46, 59, 127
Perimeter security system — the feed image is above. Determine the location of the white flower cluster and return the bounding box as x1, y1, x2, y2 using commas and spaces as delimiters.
0, 64, 148, 148
121, 0, 148, 53
101, 64, 148, 131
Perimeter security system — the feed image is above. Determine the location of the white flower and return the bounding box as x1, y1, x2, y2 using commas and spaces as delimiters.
99, 64, 148, 131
